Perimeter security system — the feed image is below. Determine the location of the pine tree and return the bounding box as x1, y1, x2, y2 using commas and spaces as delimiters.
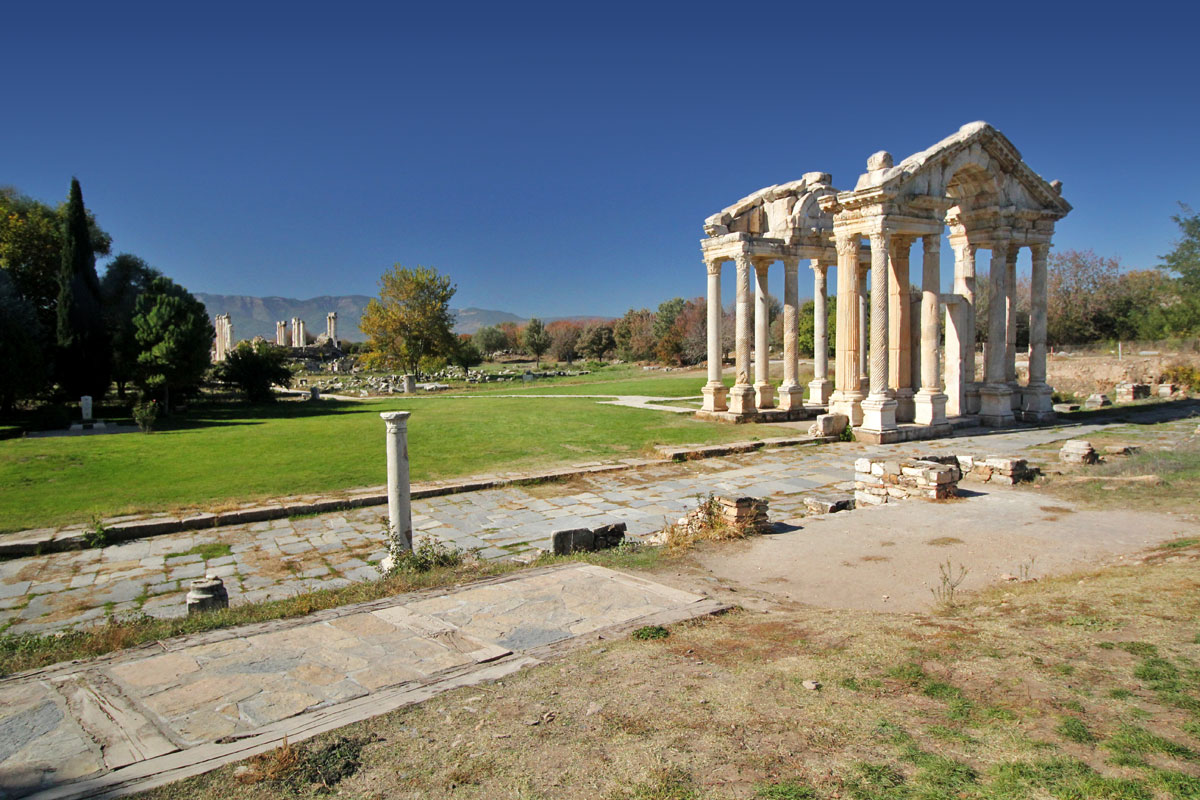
56, 178, 111, 398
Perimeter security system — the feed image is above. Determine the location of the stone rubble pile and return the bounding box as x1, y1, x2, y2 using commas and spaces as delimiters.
1084, 393, 1112, 409
956, 455, 1036, 485
807, 412, 849, 438
551, 522, 627, 555
1059, 439, 1099, 464
854, 457, 960, 505
1115, 383, 1151, 403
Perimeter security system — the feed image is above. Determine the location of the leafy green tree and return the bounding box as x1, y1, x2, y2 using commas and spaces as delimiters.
578, 322, 616, 361
652, 297, 686, 341
217, 340, 292, 402
1160, 205, 1200, 292
133, 276, 213, 410
360, 265, 457, 374
0, 185, 110, 334
451, 335, 483, 370
548, 321, 582, 364
56, 179, 111, 399
0, 271, 46, 412
523, 317, 551, 366
100, 254, 161, 398
473, 325, 507, 356
796, 296, 837, 358
614, 308, 656, 361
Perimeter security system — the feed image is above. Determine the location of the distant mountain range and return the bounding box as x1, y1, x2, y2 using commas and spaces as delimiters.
194, 294, 601, 341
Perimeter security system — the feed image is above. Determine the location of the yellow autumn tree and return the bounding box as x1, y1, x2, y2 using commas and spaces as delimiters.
360, 265, 457, 374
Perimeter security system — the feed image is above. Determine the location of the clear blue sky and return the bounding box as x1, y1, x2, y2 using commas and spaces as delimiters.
4, 1, 1197, 317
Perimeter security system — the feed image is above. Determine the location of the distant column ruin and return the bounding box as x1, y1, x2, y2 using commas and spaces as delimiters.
212, 314, 234, 361
326, 311, 338, 343
296, 318, 306, 347
276, 320, 287, 346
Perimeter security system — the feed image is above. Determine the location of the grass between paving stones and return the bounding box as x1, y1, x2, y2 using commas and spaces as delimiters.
0, 394, 784, 533
134, 537, 1200, 800
1036, 432, 1200, 515
0, 545, 665, 677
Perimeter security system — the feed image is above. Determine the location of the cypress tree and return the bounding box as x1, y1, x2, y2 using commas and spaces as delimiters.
56, 178, 111, 399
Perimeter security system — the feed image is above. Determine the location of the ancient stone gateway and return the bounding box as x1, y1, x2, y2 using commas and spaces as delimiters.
700, 122, 1071, 442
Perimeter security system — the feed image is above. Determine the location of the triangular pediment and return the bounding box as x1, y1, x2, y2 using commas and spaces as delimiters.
852, 122, 1071, 216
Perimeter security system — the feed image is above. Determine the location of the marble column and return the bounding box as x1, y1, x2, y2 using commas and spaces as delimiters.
728, 254, 756, 415
276, 320, 287, 346
858, 268, 869, 389
753, 260, 776, 409
914, 235, 947, 425
381, 411, 413, 553
808, 260, 833, 405
888, 237, 914, 421
778, 258, 803, 411
1021, 242, 1055, 421
943, 297, 966, 417
1005, 245, 1020, 409
327, 311, 338, 342
830, 235, 863, 425
860, 229, 897, 433
979, 239, 1014, 426
701, 259, 728, 412
952, 241, 979, 413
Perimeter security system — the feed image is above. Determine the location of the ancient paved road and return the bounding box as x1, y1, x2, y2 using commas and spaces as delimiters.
0, 564, 723, 800
4, 412, 1188, 636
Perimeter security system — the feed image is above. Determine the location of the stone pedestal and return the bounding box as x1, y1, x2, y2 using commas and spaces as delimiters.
754, 382, 776, 410
807, 378, 832, 406
777, 384, 804, 411
80, 396, 93, 421
701, 383, 728, 413
913, 389, 948, 426
727, 384, 756, 417
402, 375, 417, 393
186, 576, 228, 615
381, 411, 413, 552
829, 390, 864, 426
978, 383, 1014, 427
859, 395, 897, 433
1019, 384, 1055, 422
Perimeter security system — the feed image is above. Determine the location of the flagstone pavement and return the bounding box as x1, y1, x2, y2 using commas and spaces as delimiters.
1, 413, 1193, 637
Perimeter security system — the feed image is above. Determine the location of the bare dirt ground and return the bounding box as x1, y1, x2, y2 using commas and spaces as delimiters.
1040, 346, 1200, 398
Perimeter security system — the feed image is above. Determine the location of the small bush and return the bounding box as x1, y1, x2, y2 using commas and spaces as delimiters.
1162, 363, 1200, 391
631, 625, 669, 641
132, 399, 158, 432
381, 534, 466, 576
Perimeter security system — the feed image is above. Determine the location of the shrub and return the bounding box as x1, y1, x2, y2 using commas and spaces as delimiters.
216, 340, 292, 402
1162, 363, 1200, 391
132, 399, 158, 432
381, 533, 466, 576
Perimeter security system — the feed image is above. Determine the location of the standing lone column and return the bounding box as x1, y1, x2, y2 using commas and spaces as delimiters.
914, 235, 947, 425
1021, 242, 1055, 421
830, 235, 864, 425
380, 411, 413, 552
808, 260, 832, 405
701, 260, 728, 412
858, 268, 869, 388
860, 229, 897, 434
727, 254, 756, 416
1005, 246, 1020, 397
952, 241, 979, 413
753, 260, 776, 409
777, 258, 803, 411
888, 237, 914, 421
979, 239, 1014, 426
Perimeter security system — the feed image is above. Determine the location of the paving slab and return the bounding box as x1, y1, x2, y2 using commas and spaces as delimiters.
0, 564, 723, 800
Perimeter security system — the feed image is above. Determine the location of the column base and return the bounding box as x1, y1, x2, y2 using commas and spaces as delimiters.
777, 383, 805, 411
1009, 381, 1022, 409
913, 389, 948, 426
754, 382, 776, 409
893, 388, 915, 423
978, 383, 1015, 427
965, 383, 981, 415
701, 383, 728, 413
807, 378, 832, 406
829, 389, 865, 426
859, 394, 898, 433
727, 384, 757, 416
1018, 383, 1056, 423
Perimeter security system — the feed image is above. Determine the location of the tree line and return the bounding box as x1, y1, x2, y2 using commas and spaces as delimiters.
1, 181, 215, 415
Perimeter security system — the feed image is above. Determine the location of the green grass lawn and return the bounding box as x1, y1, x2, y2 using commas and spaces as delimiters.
0, 395, 775, 533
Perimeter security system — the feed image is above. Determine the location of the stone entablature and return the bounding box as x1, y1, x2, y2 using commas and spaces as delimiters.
699, 122, 1071, 440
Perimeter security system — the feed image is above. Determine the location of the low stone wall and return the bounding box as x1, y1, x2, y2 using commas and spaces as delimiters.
956, 456, 1036, 485
854, 457, 960, 505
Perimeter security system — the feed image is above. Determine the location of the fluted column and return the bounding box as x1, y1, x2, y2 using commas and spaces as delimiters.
1005, 245, 1019, 391
727, 254, 756, 416
1020, 242, 1055, 421
860, 229, 897, 433
889, 236, 914, 421
753, 260, 776, 409
808, 260, 833, 405
778, 258, 803, 411
830, 235, 863, 425
979, 238, 1014, 426
858, 268, 868, 388
380, 411, 413, 556
701, 259, 727, 412
952, 241, 979, 412
914, 235, 947, 425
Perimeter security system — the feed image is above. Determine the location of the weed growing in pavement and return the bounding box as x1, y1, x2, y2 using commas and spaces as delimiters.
931, 559, 970, 610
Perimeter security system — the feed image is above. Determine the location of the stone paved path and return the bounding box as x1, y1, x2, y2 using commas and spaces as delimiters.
1, 410, 1194, 636
0, 564, 721, 800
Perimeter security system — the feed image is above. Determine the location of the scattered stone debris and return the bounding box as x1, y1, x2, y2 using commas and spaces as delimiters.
1104, 444, 1141, 456
1083, 393, 1112, 409
552, 522, 627, 555
854, 457, 959, 505
803, 496, 854, 515
1115, 383, 1151, 403
801, 680, 822, 691
710, 496, 771, 533
1060, 439, 1099, 465
959, 456, 1036, 485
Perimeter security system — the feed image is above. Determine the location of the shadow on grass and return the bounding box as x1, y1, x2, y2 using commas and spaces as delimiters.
147, 398, 388, 432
